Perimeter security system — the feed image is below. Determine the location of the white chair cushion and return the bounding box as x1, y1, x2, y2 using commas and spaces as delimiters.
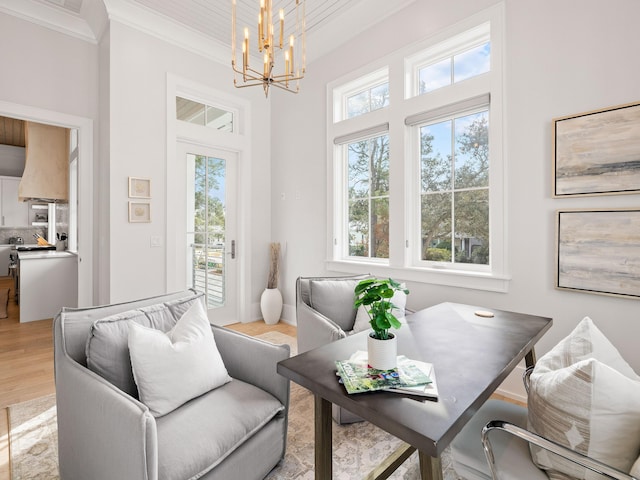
129, 299, 231, 417
528, 317, 640, 479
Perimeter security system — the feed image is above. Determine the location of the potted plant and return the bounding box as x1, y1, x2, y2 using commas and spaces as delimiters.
354, 278, 409, 370
260, 242, 283, 325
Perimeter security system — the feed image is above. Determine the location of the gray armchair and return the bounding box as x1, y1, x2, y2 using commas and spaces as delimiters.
451, 368, 638, 480
54, 289, 290, 480
296, 274, 370, 424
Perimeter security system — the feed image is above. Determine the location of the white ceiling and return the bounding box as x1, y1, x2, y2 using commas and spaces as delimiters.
8, 0, 414, 63
130, 0, 357, 52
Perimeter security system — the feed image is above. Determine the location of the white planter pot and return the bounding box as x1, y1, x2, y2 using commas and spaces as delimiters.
367, 333, 397, 370
260, 288, 283, 325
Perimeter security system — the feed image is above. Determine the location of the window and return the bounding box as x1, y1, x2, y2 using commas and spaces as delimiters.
328, 5, 505, 291
419, 109, 489, 265
346, 82, 389, 119
186, 153, 227, 308
418, 42, 490, 94
176, 96, 234, 132
346, 133, 390, 258
333, 68, 389, 123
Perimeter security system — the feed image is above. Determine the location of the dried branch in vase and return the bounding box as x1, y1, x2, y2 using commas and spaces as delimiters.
267, 242, 281, 289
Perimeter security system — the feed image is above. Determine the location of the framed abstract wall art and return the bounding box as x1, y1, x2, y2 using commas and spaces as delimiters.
552, 101, 640, 197
556, 208, 640, 299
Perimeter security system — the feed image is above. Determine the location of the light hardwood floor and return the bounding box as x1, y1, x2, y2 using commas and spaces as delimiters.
0, 281, 294, 480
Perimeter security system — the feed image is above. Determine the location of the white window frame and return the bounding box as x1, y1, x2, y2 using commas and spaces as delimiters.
327, 3, 509, 293
335, 125, 391, 263
332, 67, 389, 123
176, 95, 237, 133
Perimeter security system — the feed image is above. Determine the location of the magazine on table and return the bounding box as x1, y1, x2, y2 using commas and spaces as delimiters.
385, 361, 438, 400
335, 350, 437, 398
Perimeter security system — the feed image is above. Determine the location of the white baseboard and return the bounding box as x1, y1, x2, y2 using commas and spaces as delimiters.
494, 364, 527, 404
249, 301, 296, 325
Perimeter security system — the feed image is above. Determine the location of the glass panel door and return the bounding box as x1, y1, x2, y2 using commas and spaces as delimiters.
182, 144, 238, 325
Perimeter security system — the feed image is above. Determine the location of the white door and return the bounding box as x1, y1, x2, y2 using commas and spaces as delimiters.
179, 142, 238, 325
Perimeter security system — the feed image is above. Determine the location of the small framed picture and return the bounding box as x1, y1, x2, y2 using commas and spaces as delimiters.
128, 202, 151, 223
128, 177, 151, 198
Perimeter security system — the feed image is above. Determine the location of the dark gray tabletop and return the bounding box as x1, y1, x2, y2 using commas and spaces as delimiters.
278, 302, 552, 457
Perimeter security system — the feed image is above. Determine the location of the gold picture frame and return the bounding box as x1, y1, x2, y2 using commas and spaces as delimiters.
128, 201, 151, 223
128, 177, 151, 198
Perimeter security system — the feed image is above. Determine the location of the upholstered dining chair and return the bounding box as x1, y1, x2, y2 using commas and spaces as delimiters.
451, 317, 640, 480
451, 372, 637, 480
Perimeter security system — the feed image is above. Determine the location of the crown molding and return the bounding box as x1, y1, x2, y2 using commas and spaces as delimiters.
103, 0, 229, 65
0, 0, 97, 43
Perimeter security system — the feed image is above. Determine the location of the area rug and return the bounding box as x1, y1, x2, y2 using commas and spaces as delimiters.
255, 331, 299, 356
7, 332, 463, 479
8, 393, 59, 480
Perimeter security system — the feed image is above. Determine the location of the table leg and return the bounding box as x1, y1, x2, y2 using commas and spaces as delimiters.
314, 395, 332, 480
365, 443, 416, 480
525, 348, 537, 368
418, 451, 443, 480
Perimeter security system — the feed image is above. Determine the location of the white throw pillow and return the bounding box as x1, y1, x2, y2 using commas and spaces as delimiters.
128, 299, 231, 417
630, 456, 640, 477
528, 317, 640, 479
352, 290, 407, 334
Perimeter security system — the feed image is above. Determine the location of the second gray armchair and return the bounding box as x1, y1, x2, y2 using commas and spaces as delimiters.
296, 274, 369, 424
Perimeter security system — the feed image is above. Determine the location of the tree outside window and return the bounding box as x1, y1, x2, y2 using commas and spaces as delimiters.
347, 134, 390, 258
420, 111, 489, 265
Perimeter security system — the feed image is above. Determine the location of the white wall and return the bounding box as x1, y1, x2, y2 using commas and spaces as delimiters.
272, 0, 640, 394
0, 13, 98, 120
105, 21, 272, 314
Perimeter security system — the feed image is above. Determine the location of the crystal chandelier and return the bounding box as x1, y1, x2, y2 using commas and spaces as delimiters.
231, 0, 306, 98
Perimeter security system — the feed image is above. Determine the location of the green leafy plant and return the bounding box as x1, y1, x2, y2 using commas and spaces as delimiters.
354, 278, 410, 340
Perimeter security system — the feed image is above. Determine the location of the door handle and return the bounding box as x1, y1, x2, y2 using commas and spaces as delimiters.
231, 240, 236, 259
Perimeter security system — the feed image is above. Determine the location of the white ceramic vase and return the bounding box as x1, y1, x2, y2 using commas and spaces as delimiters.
260, 288, 283, 325
367, 333, 397, 370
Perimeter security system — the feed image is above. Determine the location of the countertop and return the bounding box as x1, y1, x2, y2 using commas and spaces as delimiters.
18, 250, 77, 260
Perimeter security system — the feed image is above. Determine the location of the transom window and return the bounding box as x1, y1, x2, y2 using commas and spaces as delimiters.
333, 68, 389, 123
418, 42, 490, 94
176, 96, 234, 132
346, 82, 390, 119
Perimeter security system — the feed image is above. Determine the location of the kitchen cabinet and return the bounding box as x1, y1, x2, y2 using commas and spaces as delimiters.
0, 177, 28, 227
19, 251, 77, 323
0, 245, 12, 276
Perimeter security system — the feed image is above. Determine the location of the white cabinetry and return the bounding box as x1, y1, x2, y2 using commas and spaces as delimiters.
19, 251, 77, 322
0, 245, 12, 276
1, 177, 28, 226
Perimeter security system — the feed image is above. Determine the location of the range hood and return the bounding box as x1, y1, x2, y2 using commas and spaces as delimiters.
18, 121, 69, 203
